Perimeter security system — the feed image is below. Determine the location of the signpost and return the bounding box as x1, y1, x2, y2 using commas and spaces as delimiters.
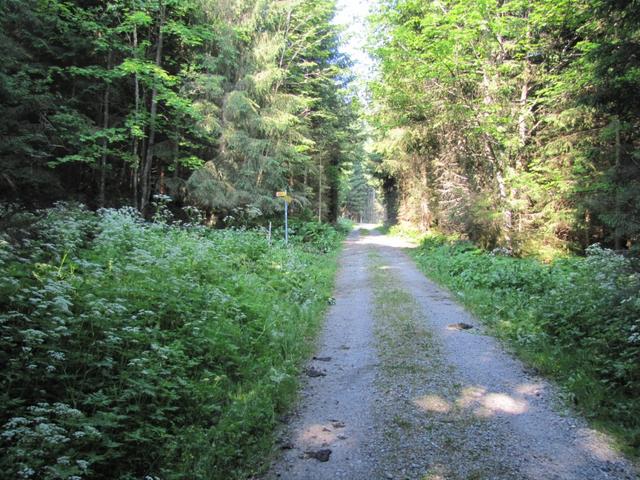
276, 191, 291, 245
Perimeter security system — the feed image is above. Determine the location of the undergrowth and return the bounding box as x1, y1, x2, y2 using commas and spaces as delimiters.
0, 203, 343, 480
406, 232, 640, 456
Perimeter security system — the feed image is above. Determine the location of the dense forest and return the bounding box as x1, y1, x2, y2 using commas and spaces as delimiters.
7, 0, 636, 250
370, 0, 639, 256
0, 0, 372, 223
1, 0, 640, 478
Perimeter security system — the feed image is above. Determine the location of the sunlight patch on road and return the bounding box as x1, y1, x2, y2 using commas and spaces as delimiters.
357, 232, 418, 249
575, 428, 627, 462
413, 394, 452, 414
299, 423, 339, 447
516, 383, 545, 397
479, 393, 528, 416
456, 386, 528, 417
456, 386, 487, 408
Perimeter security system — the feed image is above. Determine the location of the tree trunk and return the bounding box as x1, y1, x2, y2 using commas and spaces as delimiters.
327, 151, 340, 223
133, 143, 139, 209
172, 139, 179, 179
484, 134, 512, 244
518, 63, 530, 148
382, 174, 398, 226
317, 159, 322, 222
584, 209, 591, 249
482, 68, 512, 246
517, 18, 532, 151
274, 7, 293, 95
140, 3, 165, 213
614, 117, 622, 250
303, 166, 308, 191
132, 24, 140, 210
98, 51, 113, 208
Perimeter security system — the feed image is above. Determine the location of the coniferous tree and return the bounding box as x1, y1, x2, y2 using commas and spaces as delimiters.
0, 0, 363, 224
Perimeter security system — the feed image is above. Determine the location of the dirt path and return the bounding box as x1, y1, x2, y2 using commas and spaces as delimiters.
265, 227, 638, 480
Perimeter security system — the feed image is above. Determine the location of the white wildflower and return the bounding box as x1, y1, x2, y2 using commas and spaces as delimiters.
48, 351, 66, 361
18, 467, 35, 478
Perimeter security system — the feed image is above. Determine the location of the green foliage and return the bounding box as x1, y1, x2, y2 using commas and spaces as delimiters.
335, 217, 354, 235
411, 233, 640, 453
0, 0, 363, 220
384, 224, 424, 242
369, 0, 640, 253
289, 221, 343, 253
345, 159, 370, 221
0, 204, 341, 479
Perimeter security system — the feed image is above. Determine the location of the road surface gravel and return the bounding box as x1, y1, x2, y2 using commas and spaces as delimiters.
264, 227, 638, 480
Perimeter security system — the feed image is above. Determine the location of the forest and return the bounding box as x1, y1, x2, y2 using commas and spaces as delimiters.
1, 0, 639, 478
0, 0, 372, 222
371, 0, 639, 256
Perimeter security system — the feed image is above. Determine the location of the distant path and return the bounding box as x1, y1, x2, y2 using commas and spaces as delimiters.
265, 227, 638, 480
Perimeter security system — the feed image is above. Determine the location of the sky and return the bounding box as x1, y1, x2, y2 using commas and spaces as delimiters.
333, 0, 377, 91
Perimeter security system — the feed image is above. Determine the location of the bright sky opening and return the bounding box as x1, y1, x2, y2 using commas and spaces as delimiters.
333, 0, 376, 88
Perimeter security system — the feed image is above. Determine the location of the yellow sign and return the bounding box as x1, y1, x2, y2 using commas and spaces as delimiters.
276, 191, 292, 202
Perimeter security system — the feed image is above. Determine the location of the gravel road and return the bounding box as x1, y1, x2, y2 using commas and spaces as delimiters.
264, 227, 638, 480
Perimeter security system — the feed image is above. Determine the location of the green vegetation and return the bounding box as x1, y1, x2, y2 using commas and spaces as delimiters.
0, 0, 368, 223
1, 0, 639, 474
0, 204, 343, 479
379, 224, 424, 243
370, 0, 640, 254
409, 233, 640, 454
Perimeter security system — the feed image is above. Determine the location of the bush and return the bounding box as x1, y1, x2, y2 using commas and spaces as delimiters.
288, 221, 345, 253
0, 206, 341, 479
412, 235, 640, 453
383, 224, 430, 242
335, 218, 354, 235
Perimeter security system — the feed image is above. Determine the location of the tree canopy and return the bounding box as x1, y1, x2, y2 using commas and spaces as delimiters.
0, 0, 367, 223
2, 0, 638, 247
369, 0, 640, 255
